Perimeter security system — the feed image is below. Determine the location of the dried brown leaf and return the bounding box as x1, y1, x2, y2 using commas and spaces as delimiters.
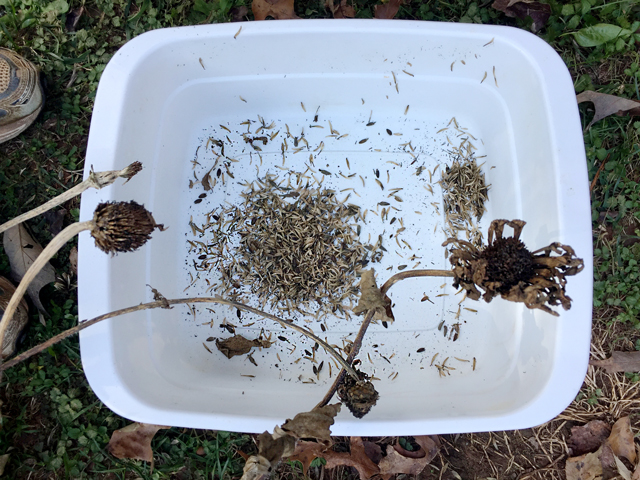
566, 447, 603, 480
43, 208, 66, 236
615, 454, 633, 480
373, 0, 401, 19
3, 224, 55, 314
608, 417, 636, 464
378, 436, 438, 478
590, 351, 640, 374
353, 269, 393, 323
0, 276, 29, 358
258, 430, 296, 463
215, 335, 268, 359
251, 0, 298, 20
288, 441, 329, 474
0, 454, 9, 476
69, 246, 78, 276
568, 420, 612, 456
281, 404, 340, 446
491, 0, 551, 32
107, 423, 170, 462
241, 405, 340, 480
324, 436, 380, 480
230, 5, 249, 21
325, 0, 355, 18
577, 91, 640, 129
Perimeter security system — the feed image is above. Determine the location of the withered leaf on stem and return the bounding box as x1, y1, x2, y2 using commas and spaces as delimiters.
215, 335, 271, 359
252, 0, 298, 20
107, 423, 170, 462
3, 224, 55, 314
491, 0, 551, 33
353, 269, 394, 323
577, 91, 640, 129
590, 351, 640, 374
281, 404, 340, 446
373, 0, 402, 19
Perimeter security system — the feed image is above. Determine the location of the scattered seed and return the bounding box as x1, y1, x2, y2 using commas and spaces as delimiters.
483, 37, 494, 47
239, 96, 247, 103
481, 71, 487, 84
473, 357, 477, 370
404, 105, 410, 115
301, 102, 306, 112
234, 26, 242, 39
359, 138, 369, 144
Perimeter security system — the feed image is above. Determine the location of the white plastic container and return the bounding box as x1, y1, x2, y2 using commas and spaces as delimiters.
79, 19, 592, 435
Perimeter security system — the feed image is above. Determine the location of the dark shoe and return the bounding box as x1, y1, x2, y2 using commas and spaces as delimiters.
0, 48, 44, 144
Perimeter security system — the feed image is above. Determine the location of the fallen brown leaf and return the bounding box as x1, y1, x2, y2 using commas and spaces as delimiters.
281, 404, 340, 446
107, 423, 170, 462
577, 91, 640, 129
378, 436, 439, 479
0, 454, 9, 476
0, 276, 29, 358
590, 351, 640, 374
230, 5, 249, 21
374, 0, 402, 19
324, 436, 380, 480
568, 420, 611, 456
287, 440, 329, 474
325, 0, 355, 18
3, 224, 55, 314
491, 0, 551, 32
241, 405, 340, 480
69, 246, 78, 276
608, 417, 636, 464
566, 447, 604, 480
252, 0, 298, 20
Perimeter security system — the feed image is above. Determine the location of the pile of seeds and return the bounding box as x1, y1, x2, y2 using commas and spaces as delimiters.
440, 155, 489, 247
195, 174, 384, 318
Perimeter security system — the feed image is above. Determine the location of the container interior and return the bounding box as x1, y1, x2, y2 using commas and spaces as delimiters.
79, 22, 589, 435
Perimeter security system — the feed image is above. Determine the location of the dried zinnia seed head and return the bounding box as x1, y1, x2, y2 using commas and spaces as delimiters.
91, 201, 164, 254
479, 236, 535, 294
337, 368, 379, 419
119, 161, 143, 182
443, 219, 584, 316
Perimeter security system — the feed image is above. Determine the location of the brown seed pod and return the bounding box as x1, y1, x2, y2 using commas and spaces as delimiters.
91, 201, 165, 254
443, 219, 584, 316
337, 368, 379, 418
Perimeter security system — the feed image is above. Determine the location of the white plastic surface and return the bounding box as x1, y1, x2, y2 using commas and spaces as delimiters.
79, 20, 592, 435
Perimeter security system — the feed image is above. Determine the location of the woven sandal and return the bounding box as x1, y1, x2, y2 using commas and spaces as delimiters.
0, 48, 44, 144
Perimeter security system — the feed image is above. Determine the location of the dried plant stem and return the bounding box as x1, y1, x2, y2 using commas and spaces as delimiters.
0, 221, 94, 358
315, 308, 376, 409
1, 296, 359, 379
0, 162, 142, 235
380, 269, 454, 295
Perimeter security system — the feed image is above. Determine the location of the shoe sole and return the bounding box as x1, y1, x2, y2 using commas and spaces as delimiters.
0, 96, 44, 144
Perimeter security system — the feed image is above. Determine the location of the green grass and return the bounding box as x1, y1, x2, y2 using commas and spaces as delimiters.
1, 0, 640, 478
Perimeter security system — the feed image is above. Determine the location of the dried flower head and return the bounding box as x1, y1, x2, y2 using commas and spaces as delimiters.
443, 219, 584, 316
337, 368, 379, 418
91, 201, 164, 254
